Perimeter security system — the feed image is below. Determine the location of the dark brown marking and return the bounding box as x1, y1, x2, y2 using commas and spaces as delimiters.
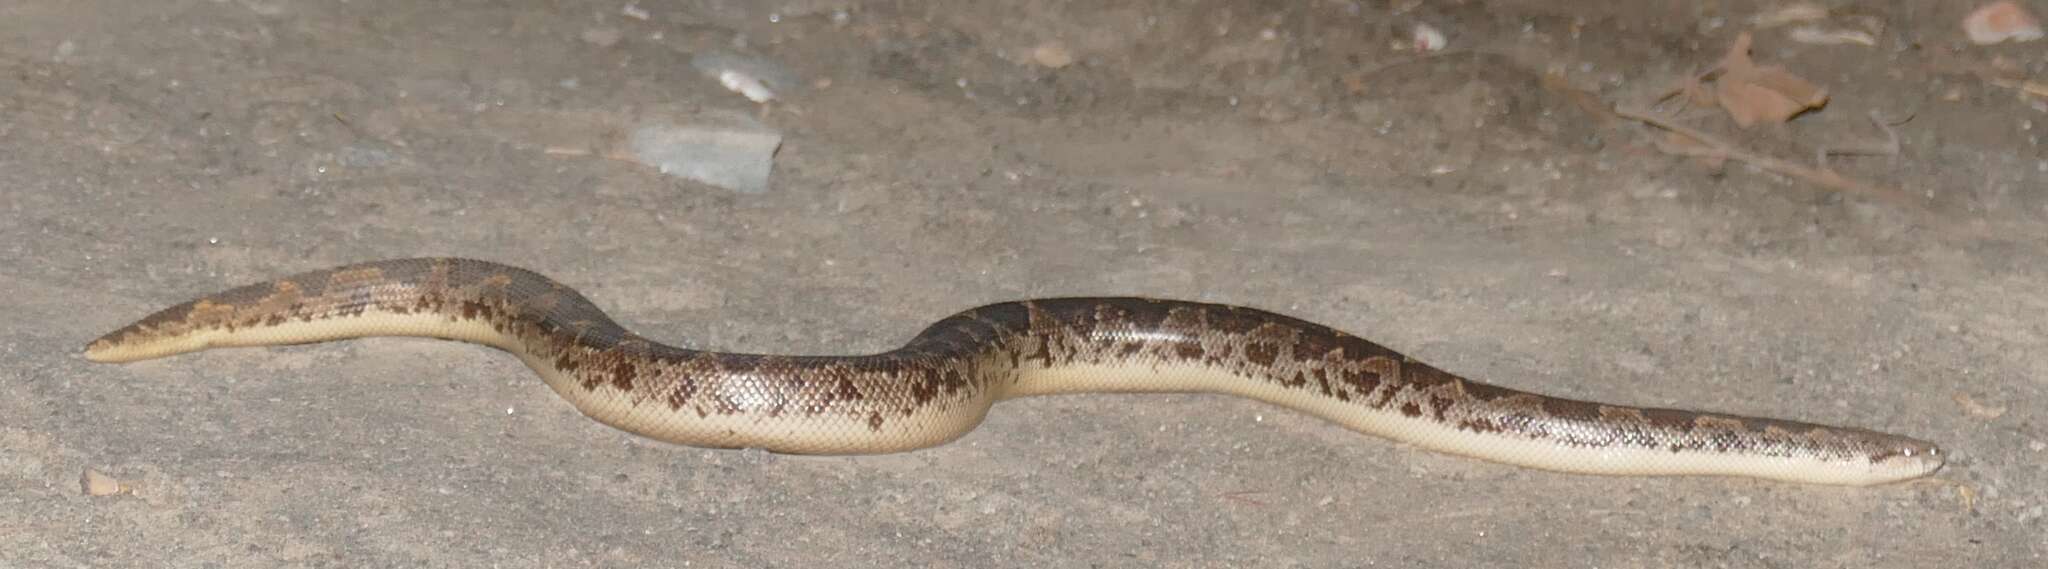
664, 374, 700, 411
834, 377, 863, 402
1427, 395, 1456, 420
910, 372, 940, 405
1458, 418, 1502, 433
84, 261, 1940, 479
1339, 369, 1382, 395
1281, 371, 1308, 389
1243, 342, 1280, 367
609, 360, 636, 391
1029, 336, 1054, 365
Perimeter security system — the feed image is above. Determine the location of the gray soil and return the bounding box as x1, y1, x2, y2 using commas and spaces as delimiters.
4, 1, 2043, 567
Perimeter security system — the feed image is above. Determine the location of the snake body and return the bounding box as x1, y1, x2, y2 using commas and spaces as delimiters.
85, 258, 1941, 485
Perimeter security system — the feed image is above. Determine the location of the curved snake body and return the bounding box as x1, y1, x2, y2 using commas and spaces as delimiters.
85, 258, 1941, 485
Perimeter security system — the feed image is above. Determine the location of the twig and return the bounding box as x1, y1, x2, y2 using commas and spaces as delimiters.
1613, 105, 1930, 216
1987, 77, 2048, 99
1816, 111, 1905, 170
1221, 490, 1269, 507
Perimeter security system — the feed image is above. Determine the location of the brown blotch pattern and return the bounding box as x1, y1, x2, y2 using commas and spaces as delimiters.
87, 258, 1936, 465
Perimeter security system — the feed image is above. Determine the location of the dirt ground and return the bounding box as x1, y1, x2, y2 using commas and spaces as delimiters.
4, 0, 2044, 567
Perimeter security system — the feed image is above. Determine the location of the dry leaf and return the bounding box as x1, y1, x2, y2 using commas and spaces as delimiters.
1710, 32, 1829, 127
1678, 74, 1716, 107
1747, 65, 1828, 104
1716, 81, 1806, 126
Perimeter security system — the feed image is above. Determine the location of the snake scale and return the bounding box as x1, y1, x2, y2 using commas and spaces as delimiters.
85, 257, 1941, 485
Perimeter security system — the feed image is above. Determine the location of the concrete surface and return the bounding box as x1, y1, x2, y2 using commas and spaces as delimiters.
3, 1, 2041, 567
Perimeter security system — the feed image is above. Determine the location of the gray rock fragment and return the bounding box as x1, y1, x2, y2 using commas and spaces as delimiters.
628, 117, 782, 193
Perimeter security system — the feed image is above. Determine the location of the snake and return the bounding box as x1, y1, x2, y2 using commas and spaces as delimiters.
83, 257, 1942, 485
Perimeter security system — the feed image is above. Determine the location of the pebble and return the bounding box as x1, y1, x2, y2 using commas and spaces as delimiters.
1031, 42, 1074, 68
690, 51, 800, 103
80, 469, 125, 496
1963, 1, 2044, 44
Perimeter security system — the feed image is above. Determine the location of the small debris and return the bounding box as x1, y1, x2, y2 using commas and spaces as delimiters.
1786, 25, 1877, 46
1751, 3, 1829, 28
1030, 42, 1075, 68
1955, 483, 1978, 511
690, 51, 800, 105
80, 469, 126, 496
1963, 1, 2044, 45
1988, 77, 2048, 99
1613, 106, 1932, 221
620, 3, 651, 21
1412, 23, 1447, 52
1953, 392, 2008, 419
717, 70, 776, 103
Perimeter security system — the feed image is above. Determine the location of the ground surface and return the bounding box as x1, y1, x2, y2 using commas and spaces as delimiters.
3, 1, 2044, 567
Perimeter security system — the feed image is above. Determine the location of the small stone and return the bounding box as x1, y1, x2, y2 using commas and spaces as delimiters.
1413, 23, 1447, 52
717, 71, 776, 103
81, 469, 125, 496
1963, 1, 2044, 45
689, 51, 799, 102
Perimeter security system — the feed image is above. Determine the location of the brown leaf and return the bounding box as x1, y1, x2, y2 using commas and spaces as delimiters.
1715, 74, 1822, 126
1746, 65, 1829, 107
1708, 32, 1829, 127
1715, 32, 1760, 78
